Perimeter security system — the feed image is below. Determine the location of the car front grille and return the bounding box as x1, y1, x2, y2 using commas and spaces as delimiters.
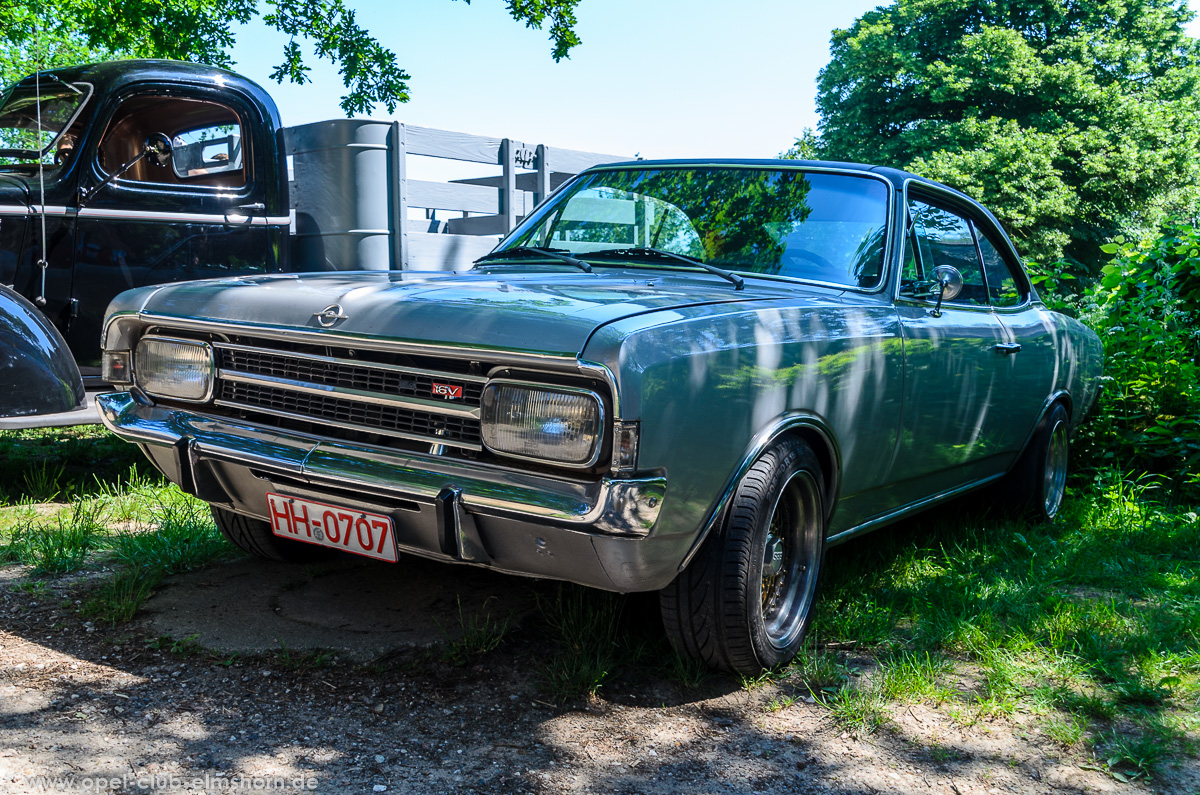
211, 341, 486, 452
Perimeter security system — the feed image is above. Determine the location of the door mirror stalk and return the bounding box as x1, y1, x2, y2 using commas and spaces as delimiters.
79, 132, 172, 206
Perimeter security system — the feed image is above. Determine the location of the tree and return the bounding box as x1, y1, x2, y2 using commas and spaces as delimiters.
808, 0, 1200, 269
1, 0, 583, 115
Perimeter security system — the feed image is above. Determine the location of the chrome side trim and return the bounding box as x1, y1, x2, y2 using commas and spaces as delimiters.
824, 473, 1006, 547
96, 391, 664, 536
0, 205, 288, 226
214, 341, 489, 384
219, 369, 482, 420
77, 207, 291, 226
211, 397, 483, 451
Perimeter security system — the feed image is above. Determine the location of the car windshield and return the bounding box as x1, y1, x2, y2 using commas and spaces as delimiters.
0, 78, 90, 165
503, 166, 890, 289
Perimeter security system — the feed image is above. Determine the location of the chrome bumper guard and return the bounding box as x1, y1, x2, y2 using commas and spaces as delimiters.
96, 392, 666, 541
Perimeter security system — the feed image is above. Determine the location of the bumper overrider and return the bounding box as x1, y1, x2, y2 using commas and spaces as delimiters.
97, 391, 676, 592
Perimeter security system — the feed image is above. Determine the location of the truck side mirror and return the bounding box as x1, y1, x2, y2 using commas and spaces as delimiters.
79, 132, 174, 205
144, 132, 172, 167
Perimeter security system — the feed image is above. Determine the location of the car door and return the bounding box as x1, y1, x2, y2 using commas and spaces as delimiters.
69, 86, 282, 372
976, 223, 1056, 459
892, 194, 1011, 498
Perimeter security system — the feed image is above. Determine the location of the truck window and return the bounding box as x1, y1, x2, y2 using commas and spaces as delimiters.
171, 123, 243, 180
97, 96, 246, 188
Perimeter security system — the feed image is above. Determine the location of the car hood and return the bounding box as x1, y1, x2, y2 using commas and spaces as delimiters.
120, 270, 799, 357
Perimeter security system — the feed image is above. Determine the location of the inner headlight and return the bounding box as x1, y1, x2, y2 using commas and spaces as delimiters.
481, 382, 603, 467
134, 337, 214, 401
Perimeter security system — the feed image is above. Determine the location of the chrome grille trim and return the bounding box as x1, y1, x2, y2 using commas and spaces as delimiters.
209, 340, 485, 452
218, 369, 481, 420
212, 398, 483, 451
213, 342, 489, 384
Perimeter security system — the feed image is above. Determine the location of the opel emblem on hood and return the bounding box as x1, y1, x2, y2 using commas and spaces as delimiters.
314, 304, 348, 328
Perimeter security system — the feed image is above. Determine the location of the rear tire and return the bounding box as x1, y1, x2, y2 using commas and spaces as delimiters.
211, 506, 333, 563
660, 438, 826, 674
1004, 402, 1070, 523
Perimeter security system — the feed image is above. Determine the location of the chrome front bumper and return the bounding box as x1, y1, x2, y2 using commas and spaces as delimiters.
97, 392, 678, 591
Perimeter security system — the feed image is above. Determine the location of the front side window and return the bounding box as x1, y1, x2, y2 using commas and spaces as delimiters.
906, 200, 987, 306
97, 96, 246, 188
506, 167, 890, 289
0, 79, 91, 170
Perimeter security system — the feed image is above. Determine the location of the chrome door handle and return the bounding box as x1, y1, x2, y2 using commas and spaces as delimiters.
994, 342, 1022, 355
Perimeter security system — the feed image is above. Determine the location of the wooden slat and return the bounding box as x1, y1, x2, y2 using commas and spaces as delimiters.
542, 146, 631, 174
407, 232, 499, 271
408, 180, 501, 214
445, 214, 509, 236
403, 124, 502, 164
558, 196, 637, 224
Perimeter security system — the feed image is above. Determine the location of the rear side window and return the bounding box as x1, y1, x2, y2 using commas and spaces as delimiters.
977, 233, 1023, 307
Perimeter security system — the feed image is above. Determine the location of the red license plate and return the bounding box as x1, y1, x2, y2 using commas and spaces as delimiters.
266, 493, 397, 562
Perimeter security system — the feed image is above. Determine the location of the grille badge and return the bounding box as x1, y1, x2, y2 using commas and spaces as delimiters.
313, 304, 348, 328
432, 382, 464, 400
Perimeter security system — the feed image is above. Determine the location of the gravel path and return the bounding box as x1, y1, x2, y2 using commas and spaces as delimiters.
1, 558, 1194, 794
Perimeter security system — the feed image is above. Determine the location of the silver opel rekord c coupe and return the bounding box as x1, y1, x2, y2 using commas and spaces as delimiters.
96, 160, 1103, 673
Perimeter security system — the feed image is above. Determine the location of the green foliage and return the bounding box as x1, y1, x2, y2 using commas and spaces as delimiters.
1074, 222, 1200, 489
811, 0, 1200, 268
1, 0, 583, 115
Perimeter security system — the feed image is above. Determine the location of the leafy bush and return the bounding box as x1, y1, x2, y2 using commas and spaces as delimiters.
1073, 221, 1200, 494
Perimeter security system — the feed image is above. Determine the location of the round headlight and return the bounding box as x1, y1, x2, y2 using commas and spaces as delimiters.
481, 382, 603, 467
134, 337, 214, 401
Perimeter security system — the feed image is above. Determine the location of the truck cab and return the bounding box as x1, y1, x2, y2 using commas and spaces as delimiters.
0, 60, 287, 380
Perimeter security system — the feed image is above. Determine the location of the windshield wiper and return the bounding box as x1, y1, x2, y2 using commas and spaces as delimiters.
474, 246, 592, 272
582, 247, 744, 290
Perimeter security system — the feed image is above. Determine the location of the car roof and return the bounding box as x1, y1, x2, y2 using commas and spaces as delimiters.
584, 158, 970, 198
8, 60, 279, 124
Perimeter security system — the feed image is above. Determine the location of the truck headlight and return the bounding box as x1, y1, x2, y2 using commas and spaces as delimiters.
481, 382, 603, 467
134, 337, 214, 402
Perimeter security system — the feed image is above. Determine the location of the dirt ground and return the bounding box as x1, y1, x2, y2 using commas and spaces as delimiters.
1, 553, 1195, 794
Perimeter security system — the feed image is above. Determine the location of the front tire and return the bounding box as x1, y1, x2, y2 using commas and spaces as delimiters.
211, 506, 332, 563
660, 439, 826, 674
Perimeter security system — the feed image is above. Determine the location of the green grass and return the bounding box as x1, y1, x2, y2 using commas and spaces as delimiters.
440, 596, 514, 666
80, 568, 163, 624
1, 427, 234, 623
537, 584, 626, 701
808, 468, 1200, 777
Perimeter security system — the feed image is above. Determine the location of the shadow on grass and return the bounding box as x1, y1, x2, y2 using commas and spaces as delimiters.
812, 469, 1200, 778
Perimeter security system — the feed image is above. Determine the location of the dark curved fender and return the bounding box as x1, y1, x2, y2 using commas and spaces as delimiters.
0, 284, 85, 417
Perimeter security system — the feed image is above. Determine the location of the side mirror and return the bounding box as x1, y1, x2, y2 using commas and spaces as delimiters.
79, 132, 174, 205
934, 265, 963, 301
932, 265, 963, 316
144, 132, 172, 167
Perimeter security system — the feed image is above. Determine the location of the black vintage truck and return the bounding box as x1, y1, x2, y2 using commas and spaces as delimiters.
0, 59, 625, 396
